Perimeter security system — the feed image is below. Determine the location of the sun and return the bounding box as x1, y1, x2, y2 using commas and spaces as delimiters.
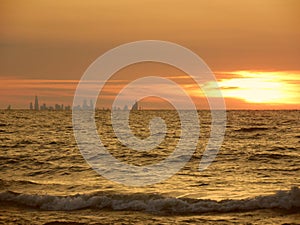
184, 70, 299, 108
217, 71, 298, 104
219, 77, 284, 103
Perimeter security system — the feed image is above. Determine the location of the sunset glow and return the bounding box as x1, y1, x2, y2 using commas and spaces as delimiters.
218, 71, 299, 104
1, 70, 299, 109
1, 1, 299, 110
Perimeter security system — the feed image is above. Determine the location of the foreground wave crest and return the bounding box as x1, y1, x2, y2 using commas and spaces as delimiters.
1, 187, 299, 214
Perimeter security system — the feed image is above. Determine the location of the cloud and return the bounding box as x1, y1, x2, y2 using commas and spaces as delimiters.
0, 70, 299, 109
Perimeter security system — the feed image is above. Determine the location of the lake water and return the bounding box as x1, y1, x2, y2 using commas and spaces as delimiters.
0, 110, 299, 224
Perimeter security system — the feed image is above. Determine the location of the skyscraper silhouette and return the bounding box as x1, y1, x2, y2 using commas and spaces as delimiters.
131, 100, 138, 110
34, 96, 39, 111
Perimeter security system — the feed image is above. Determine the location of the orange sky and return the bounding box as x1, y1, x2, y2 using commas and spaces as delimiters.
0, 0, 299, 109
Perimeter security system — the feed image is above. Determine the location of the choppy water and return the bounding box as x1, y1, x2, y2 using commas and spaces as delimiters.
0, 110, 299, 224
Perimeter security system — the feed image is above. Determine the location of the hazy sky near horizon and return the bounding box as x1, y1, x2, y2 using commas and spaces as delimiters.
0, 0, 299, 109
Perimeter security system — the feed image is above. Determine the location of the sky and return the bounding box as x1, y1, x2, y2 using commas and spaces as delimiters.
0, 0, 299, 109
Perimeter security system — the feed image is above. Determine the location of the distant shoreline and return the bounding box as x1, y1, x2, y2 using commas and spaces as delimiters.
0, 109, 299, 111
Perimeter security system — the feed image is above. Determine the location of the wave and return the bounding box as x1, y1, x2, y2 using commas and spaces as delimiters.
235, 127, 271, 132
248, 153, 295, 160
0, 178, 40, 186
0, 187, 299, 213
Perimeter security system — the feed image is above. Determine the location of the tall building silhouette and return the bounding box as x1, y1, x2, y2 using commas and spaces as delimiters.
34, 96, 39, 111
30, 102, 33, 110
89, 99, 94, 109
82, 99, 88, 110
131, 100, 138, 110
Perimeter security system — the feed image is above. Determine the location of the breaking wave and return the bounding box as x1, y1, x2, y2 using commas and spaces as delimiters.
1, 187, 299, 214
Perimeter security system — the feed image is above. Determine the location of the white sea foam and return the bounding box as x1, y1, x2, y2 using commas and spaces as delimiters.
1, 187, 299, 213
